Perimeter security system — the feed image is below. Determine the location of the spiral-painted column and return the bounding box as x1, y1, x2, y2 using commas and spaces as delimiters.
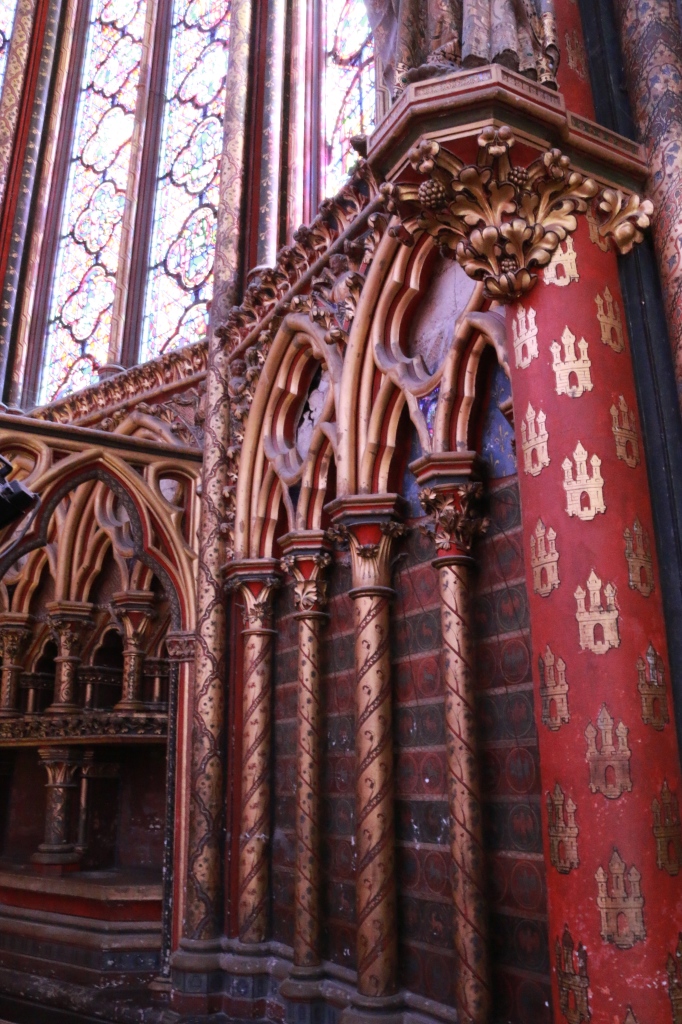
45, 602, 93, 713
280, 531, 331, 976
414, 457, 490, 1024
0, 614, 31, 717
225, 559, 280, 944
328, 496, 403, 1002
32, 746, 81, 867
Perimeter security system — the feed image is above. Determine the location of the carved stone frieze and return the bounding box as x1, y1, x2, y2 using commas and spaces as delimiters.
381, 126, 652, 301
0, 711, 168, 743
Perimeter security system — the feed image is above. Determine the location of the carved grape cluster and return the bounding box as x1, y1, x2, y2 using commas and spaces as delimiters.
417, 179, 447, 210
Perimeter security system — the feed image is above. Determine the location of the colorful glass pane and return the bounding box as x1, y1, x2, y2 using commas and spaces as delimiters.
0, 0, 20, 100
38, 0, 146, 404
139, 0, 230, 362
322, 0, 375, 198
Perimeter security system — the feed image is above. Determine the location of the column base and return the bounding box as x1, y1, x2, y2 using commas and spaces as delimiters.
340, 991, 405, 1024
0, 708, 20, 719
44, 703, 80, 714
113, 700, 146, 712
31, 844, 80, 866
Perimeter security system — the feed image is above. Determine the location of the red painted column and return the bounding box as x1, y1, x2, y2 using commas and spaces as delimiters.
509, 213, 682, 1024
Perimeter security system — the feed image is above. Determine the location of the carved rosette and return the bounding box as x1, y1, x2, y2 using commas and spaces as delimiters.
32, 746, 81, 865
111, 591, 155, 710
415, 458, 490, 1024
46, 603, 93, 714
382, 126, 653, 302
226, 561, 281, 944
0, 616, 31, 717
281, 533, 331, 973
328, 500, 404, 998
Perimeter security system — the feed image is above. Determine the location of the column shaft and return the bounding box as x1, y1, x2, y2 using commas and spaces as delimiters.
438, 558, 489, 1024
32, 747, 80, 865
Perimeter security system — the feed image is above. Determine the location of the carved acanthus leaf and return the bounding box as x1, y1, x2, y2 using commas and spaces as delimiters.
420, 483, 489, 552
384, 127, 652, 301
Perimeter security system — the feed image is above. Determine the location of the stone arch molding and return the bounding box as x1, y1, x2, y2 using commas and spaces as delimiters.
0, 448, 196, 630
233, 219, 511, 558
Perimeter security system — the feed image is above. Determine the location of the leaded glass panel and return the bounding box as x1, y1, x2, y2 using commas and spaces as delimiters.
322, 0, 375, 199
139, 0, 230, 363
38, 0, 147, 404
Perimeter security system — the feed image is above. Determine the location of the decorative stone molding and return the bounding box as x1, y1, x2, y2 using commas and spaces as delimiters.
652, 780, 682, 875
562, 443, 605, 520
595, 849, 645, 949
547, 783, 579, 873
512, 304, 538, 369
543, 238, 579, 287
624, 518, 654, 596
31, 342, 208, 427
596, 286, 624, 352
574, 571, 619, 654
521, 403, 549, 476
637, 643, 669, 730
611, 396, 639, 467
381, 125, 652, 301
538, 644, 569, 730
0, 711, 168, 742
530, 519, 559, 596
585, 704, 632, 799
556, 925, 589, 1024
551, 327, 592, 398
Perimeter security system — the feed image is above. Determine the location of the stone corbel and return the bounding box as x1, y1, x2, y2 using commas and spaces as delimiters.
45, 602, 93, 714
0, 613, 32, 718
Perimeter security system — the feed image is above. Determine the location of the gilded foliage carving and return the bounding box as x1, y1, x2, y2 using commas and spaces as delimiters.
381, 126, 653, 300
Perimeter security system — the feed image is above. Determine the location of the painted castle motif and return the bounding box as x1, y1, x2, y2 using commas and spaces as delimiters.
531, 520, 559, 596
547, 783, 579, 873
595, 849, 645, 949
611, 396, 640, 467
544, 237, 579, 287
595, 286, 624, 352
512, 304, 538, 369
652, 780, 682, 875
551, 327, 592, 398
624, 518, 654, 596
562, 443, 605, 520
637, 642, 669, 729
585, 704, 632, 799
575, 571, 619, 653
556, 926, 590, 1024
668, 933, 682, 1024
538, 645, 569, 729
521, 403, 549, 475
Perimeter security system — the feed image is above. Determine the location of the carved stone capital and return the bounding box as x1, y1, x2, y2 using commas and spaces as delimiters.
0, 614, 32, 718
110, 591, 155, 650
225, 559, 281, 631
165, 631, 196, 662
46, 602, 93, 658
280, 531, 332, 615
383, 126, 652, 301
325, 494, 405, 592
411, 452, 488, 558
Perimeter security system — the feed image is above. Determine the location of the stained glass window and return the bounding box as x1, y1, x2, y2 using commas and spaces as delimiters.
38, 0, 147, 404
139, 0, 230, 362
322, 0, 375, 199
0, 0, 20, 98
